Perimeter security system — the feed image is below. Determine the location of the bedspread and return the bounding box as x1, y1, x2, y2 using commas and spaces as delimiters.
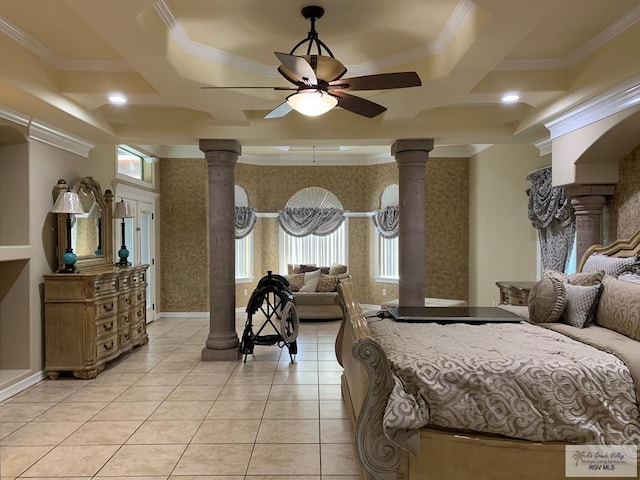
368, 319, 640, 454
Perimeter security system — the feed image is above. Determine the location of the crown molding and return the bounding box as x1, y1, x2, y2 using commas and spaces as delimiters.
544, 75, 640, 139
0, 16, 131, 71
0, 105, 30, 126
28, 120, 95, 157
153, 0, 276, 78
153, 0, 475, 78
533, 137, 552, 156
495, 5, 640, 71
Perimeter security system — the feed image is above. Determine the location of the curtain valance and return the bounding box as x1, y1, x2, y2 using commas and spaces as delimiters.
235, 206, 257, 239
526, 167, 575, 272
278, 207, 344, 237
373, 205, 399, 239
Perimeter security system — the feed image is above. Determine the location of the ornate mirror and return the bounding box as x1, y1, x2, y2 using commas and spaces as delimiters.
53, 177, 113, 271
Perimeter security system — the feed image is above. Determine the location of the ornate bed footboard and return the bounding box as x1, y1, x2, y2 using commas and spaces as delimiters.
336, 274, 408, 480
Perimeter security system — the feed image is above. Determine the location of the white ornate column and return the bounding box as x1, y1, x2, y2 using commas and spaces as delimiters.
199, 139, 241, 361
392, 139, 434, 307
564, 184, 615, 262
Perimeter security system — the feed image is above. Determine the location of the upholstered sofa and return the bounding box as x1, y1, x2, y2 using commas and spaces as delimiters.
285, 263, 347, 320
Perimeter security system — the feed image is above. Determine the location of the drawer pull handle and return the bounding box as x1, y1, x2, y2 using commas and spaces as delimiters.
125, 298, 131, 305
103, 341, 114, 351
137, 325, 144, 333
103, 303, 114, 312
137, 293, 143, 300
124, 334, 130, 340
137, 310, 142, 317
103, 323, 114, 331
95, 285, 100, 291
111, 283, 116, 288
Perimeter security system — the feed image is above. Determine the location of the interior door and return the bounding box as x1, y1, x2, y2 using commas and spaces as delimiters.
137, 200, 155, 322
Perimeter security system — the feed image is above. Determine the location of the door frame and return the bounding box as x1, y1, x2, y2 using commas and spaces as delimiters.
114, 183, 159, 323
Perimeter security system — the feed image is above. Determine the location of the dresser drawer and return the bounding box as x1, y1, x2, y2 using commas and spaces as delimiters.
96, 316, 118, 338
118, 274, 131, 291
132, 288, 146, 306
130, 319, 146, 343
119, 294, 132, 310
95, 297, 117, 318
94, 278, 117, 297
119, 331, 131, 349
96, 334, 118, 360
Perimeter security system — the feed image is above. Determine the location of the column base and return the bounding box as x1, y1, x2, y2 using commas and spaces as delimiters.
201, 346, 241, 361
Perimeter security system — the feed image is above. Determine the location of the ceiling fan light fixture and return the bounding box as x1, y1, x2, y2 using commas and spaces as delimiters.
286, 89, 337, 116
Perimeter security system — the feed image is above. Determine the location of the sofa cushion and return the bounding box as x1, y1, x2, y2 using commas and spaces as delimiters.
328, 263, 348, 276
286, 273, 305, 292
317, 274, 339, 292
299, 269, 321, 292
543, 269, 604, 286
528, 277, 566, 324
582, 253, 638, 277
561, 283, 602, 328
294, 291, 339, 305
596, 275, 640, 342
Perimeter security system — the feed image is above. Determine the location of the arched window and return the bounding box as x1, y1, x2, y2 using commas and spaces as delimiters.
278, 187, 348, 273
375, 184, 399, 280
235, 185, 253, 281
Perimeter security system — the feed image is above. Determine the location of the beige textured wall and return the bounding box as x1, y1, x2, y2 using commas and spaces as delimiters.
610, 144, 640, 240
469, 144, 542, 307
160, 158, 469, 311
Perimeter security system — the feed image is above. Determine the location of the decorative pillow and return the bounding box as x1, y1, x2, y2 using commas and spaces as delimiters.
561, 283, 602, 328
299, 268, 322, 292
618, 272, 640, 285
288, 264, 302, 275
582, 253, 638, 277
328, 263, 348, 276
286, 273, 305, 292
316, 274, 339, 292
543, 269, 604, 286
527, 277, 566, 324
595, 276, 640, 341
299, 264, 319, 273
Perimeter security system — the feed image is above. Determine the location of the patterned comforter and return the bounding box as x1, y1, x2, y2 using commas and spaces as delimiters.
368, 319, 640, 454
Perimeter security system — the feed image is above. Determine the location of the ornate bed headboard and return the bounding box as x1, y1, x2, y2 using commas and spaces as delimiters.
577, 230, 640, 272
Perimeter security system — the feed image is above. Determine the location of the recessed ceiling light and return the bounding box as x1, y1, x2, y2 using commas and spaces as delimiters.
502, 93, 520, 103
108, 94, 127, 105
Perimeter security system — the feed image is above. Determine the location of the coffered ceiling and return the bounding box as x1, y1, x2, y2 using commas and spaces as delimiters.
0, 0, 639, 162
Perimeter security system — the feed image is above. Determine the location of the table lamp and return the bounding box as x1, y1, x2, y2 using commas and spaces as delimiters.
52, 189, 85, 273
114, 199, 134, 266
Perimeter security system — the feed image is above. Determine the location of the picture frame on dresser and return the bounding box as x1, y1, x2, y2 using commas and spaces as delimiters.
45, 177, 149, 379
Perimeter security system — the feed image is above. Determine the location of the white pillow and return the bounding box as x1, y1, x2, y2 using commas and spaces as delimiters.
618, 272, 640, 285
299, 268, 321, 292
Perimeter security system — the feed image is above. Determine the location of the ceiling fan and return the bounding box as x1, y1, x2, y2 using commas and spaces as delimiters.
201, 5, 422, 119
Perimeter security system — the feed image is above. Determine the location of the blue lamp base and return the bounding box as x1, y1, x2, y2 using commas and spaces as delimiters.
116, 247, 131, 267
59, 250, 78, 273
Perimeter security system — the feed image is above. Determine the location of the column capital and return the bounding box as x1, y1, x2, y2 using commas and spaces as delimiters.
199, 139, 242, 155
391, 138, 434, 155
563, 184, 615, 198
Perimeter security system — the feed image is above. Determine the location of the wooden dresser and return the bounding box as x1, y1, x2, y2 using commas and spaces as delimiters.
43, 265, 149, 379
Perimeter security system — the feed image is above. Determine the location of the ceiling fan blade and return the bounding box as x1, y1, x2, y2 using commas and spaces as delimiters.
201, 86, 296, 91
331, 91, 386, 118
329, 72, 421, 91
275, 52, 317, 86
265, 101, 293, 119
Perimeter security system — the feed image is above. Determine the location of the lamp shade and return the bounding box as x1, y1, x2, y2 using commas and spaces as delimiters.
51, 191, 84, 214
286, 90, 338, 116
114, 200, 134, 218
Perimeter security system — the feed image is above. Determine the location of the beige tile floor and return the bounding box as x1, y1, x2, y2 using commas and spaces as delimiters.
0, 315, 361, 479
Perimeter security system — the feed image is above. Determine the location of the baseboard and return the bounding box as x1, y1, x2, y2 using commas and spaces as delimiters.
0, 371, 46, 402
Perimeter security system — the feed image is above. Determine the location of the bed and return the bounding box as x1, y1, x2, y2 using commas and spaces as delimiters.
335, 232, 640, 480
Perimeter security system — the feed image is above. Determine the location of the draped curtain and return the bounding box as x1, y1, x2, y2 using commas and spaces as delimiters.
277, 207, 344, 237
526, 167, 575, 272
373, 205, 399, 239
235, 206, 257, 239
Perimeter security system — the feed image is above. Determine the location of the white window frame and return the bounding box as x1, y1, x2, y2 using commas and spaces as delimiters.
235, 233, 254, 283
374, 184, 399, 282
279, 220, 348, 274
116, 145, 156, 188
